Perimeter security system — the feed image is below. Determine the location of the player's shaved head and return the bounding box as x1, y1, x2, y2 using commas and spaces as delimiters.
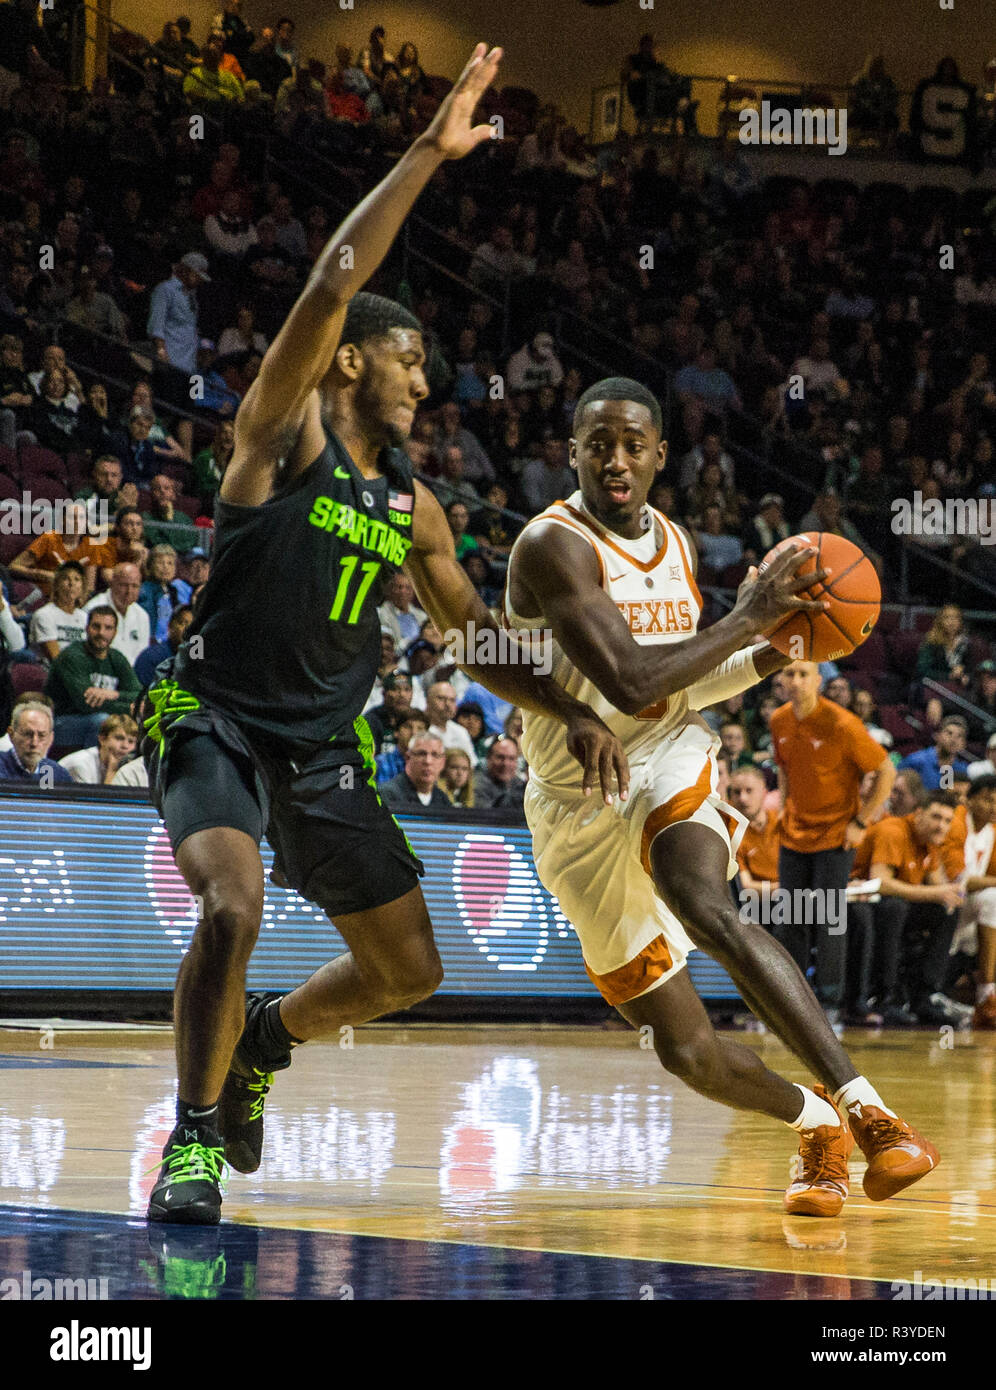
574, 377, 662, 438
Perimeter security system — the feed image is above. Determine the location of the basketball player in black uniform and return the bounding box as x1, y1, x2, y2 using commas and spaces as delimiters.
145, 44, 627, 1223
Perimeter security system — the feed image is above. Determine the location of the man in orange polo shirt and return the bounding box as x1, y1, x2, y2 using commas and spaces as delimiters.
940, 774, 996, 1029
850, 789, 966, 1024
772, 661, 895, 1016
9, 501, 108, 600
729, 766, 779, 889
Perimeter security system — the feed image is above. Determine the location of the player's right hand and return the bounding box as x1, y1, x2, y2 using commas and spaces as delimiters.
733, 543, 829, 632
421, 44, 503, 160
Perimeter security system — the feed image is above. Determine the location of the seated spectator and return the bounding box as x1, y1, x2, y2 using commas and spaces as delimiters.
271, 193, 308, 262
0, 700, 72, 784
444, 500, 480, 562
204, 189, 258, 263
468, 224, 533, 291
364, 669, 416, 755
505, 332, 564, 394
432, 401, 494, 489
59, 712, 138, 784
192, 339, 241, 419
10, 502, 105, 600
743, 493, 790, 564
216, 0, 255, 64
463, 551, 501, 608
474, 736, 525, 809
216, 303, 269, 359
27, 345, 83, 410
0, 331, 37, 452
45, 606, 141, 748
455, 699, 490, 761
193, 420, 234, 505
134, 603, 193, 688
116, 407, 161, 486
75, 453, 136, 523
433, 449, 481, 511
520, 437, 574, 516
696, 503, 744, 570
719, 717, 753, 770
83, 562, 149, 665
674, 344, 742, 416
245, 215, 298, 290
424, 679, 476, 762
375, 709, 428, 784
440, 746, 474, 807
899, 716, 971, 790
65, 266, 128, 339
729, 767, 779, 889
824, 675, 853, 710
797, 489, 880, 570
457, 681, 514, 739
124, 381, 191, 463
916, 604, 971, 688
140, 545, 192, 643
142, 474, 199, 552
515, 119, 567, 175
243, 26, 292, 96
183, 547, 211, 604
852, 688, 893, 749
0, 579, 26, 656
471, 483, 518, 563
380, 730, 451, 812
97, 508, 148, 587
396, 41, 427, 110
678, 428, 736, 491
183, 33, 244, 104
29, 560, 87, 662
29, 367, 83, 453
942, 775, 996, 1029
684, 459, 741, 532
362, 629, 403, 713
377, 571, 426, 651
848, 789, 967, 1024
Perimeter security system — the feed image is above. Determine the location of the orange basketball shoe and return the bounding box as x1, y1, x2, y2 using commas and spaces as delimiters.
844, 1101, 940, 1201
973, 993, 996, 1031
784, 1086, 854, 1217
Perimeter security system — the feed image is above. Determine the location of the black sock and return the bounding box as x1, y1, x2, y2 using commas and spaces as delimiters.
251, 996, 302, 1064
175, 1098, 220, 1134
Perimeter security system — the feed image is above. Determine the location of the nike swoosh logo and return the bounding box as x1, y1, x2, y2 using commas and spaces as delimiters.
334, 465, 350, 480
609, 572, 626, 582
861, 618, 874, 636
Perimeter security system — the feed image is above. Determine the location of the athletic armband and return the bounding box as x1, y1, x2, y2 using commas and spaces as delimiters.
686, 645, 763, 711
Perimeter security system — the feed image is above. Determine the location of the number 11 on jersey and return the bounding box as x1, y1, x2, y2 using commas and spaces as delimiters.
329, 557, 381, 625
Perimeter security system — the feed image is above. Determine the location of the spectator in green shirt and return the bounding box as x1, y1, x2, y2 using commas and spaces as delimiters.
192, 419, 234, 504
445, 500, 479, 562
142, 474, 200, 552
45, 607, 141, 748
184, 34, 244, 104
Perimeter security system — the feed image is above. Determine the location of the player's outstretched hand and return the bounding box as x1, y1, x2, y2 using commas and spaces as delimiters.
564, 710, 630, 806
422, 43, 503, 160
734, 544, 829, 633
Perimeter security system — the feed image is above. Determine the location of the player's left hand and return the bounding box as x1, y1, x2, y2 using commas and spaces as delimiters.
564, 711, 630, 806
422, 43, 503, 160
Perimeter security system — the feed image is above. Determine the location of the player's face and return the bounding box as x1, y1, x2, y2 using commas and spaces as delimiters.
570, 400, 666, 530
728, 773, 765, 819
916, 803, 955, 846
357, 329, 429, 446
969, 787, 996, 824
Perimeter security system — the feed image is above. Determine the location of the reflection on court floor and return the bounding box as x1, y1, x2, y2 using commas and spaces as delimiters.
0, 1026, 993, 1299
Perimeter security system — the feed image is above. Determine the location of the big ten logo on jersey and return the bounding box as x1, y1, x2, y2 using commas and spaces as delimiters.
388, 487, 413, 528
615, 597, 693, 637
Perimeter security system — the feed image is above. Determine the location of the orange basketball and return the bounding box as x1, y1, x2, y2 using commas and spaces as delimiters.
757, 532, 881, 662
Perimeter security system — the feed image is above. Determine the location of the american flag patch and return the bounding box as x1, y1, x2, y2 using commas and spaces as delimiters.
389, 491, 413, 512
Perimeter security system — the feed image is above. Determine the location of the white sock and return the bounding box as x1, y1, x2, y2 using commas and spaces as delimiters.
977, 981, 995, 1004
789, 1084, 841, 1131
833, 1077, 896, 1118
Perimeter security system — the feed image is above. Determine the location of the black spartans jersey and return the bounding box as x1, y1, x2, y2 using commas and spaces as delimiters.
170, 428, 417, 748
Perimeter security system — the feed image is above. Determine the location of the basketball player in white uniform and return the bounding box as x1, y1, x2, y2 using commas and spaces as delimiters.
944, 775, 996, 1029
505, 377, 940, 1216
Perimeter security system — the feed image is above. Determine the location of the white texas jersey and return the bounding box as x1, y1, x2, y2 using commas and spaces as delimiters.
959, 808, 996, 882
504, 491, 710, 791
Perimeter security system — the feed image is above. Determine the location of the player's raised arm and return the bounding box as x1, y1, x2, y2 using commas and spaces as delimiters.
406, 481, 629, 804
511, 523, 827, 717
226, 43, 503, 496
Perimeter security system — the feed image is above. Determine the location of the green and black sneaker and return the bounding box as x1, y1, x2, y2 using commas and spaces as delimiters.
147, 1125, 227, 1225
218, 994, 292, 1174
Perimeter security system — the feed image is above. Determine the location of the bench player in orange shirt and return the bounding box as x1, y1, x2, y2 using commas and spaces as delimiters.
729, 766, 780, 889
940, 774, 996, 1029
505, 377, 940, 1219
849, 789, 966, 1025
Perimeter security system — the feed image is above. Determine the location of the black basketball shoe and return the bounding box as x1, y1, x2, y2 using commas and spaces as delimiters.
147, 1124, 226, 1225
218, 993, 293, 1174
